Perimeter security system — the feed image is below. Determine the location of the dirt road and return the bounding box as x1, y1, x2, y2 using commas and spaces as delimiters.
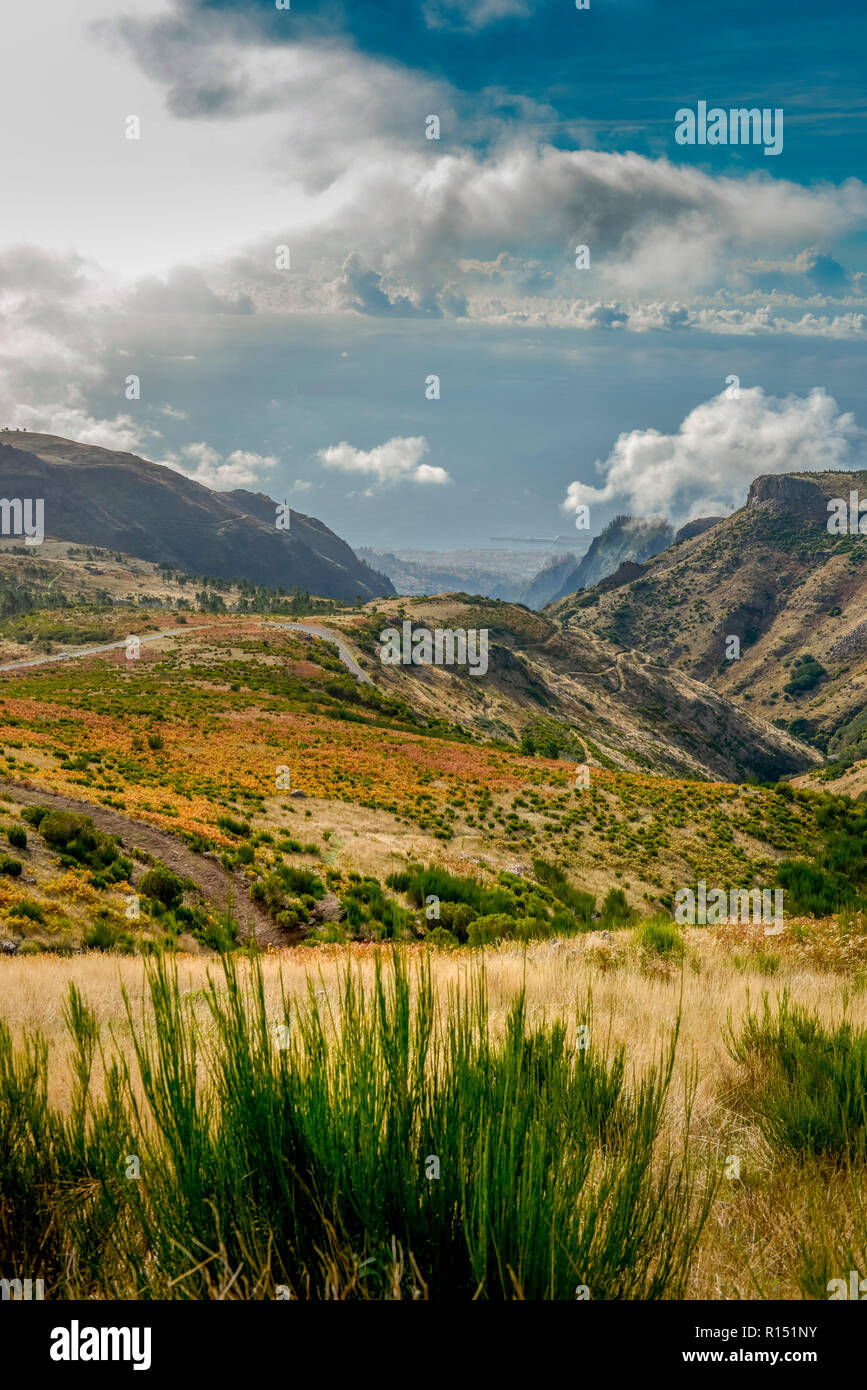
0, 618, 375, 688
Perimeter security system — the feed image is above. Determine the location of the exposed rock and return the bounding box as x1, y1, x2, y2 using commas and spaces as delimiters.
596, 561, 647, 593
830, 619, 867, 660
746, 474, 826, 517
312, 891, 341, 923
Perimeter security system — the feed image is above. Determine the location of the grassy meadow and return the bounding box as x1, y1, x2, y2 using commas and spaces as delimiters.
2, 928, 867, 1300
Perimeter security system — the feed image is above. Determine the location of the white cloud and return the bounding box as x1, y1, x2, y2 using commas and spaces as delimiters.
87, 6, 867, 319
214, 145, 867, 332
318, 436, 451, 488
6, 405, 156, 454
2, 4, 859, 336
161, 442, 278, 489
124, 265, 254, 315
563, 387, 864, 524
414, 462, 453, 484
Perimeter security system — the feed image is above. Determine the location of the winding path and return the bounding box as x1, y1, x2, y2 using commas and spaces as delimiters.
0, 779, 296, 949
0, 619, 374, 686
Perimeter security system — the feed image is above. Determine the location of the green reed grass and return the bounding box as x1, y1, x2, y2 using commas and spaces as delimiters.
0, 949, 714, 1299
726, 990, 867, 1160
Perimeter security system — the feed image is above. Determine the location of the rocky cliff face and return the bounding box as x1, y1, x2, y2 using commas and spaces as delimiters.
549, 469, 867, 774
745, 474, 827, 517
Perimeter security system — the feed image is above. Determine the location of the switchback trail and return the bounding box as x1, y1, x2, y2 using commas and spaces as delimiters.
0, 779, 295, 948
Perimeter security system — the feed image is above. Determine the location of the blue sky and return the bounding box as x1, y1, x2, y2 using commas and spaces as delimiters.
1, 0, 865, 549
219, 0, 867, 185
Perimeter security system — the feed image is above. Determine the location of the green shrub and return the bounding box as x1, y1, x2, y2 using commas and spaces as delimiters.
467, 913, 518, 947
39, 810, 93, 849
217, 815, 252, 838
636, 918, 684, 959
776, 860, 852, 916
39, 810, 120, 872
389, 865, 517, 918
783, 655, 827, 697
0, 855, 22, 877
82, 913, 134, 953
0, 953, 712, 1299
139, 865, 185, 910
277, 838, 303, 854
601, 888, 632, 927
727, 993, 867, 1160
341, 877, 408, 939
280, 866, 324, 898
5, 825, 26, 849
387, 862, 599, 945
425, 926, 459, 948
194, 912, 237, 951
8, 899, 45, 923
532, 858, 595, 921
20, 805, 48, 829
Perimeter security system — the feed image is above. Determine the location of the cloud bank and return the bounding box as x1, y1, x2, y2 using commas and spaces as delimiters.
562, 387, 864, 524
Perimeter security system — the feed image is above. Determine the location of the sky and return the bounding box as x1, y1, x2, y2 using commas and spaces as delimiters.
1, 0, 865, 549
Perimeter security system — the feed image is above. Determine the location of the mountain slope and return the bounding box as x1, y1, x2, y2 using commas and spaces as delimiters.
551, 471, 867, 772
0, 434, 393, 602
546, 515, 675, 604
342, 595, 820, 783
519, 553, 586, 609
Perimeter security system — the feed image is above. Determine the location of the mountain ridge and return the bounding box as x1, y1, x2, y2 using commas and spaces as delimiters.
550, 468, 867, 775
0, 433, 394, 602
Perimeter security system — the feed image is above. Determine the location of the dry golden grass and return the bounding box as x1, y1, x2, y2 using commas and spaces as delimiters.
3, 926, 863, 1086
